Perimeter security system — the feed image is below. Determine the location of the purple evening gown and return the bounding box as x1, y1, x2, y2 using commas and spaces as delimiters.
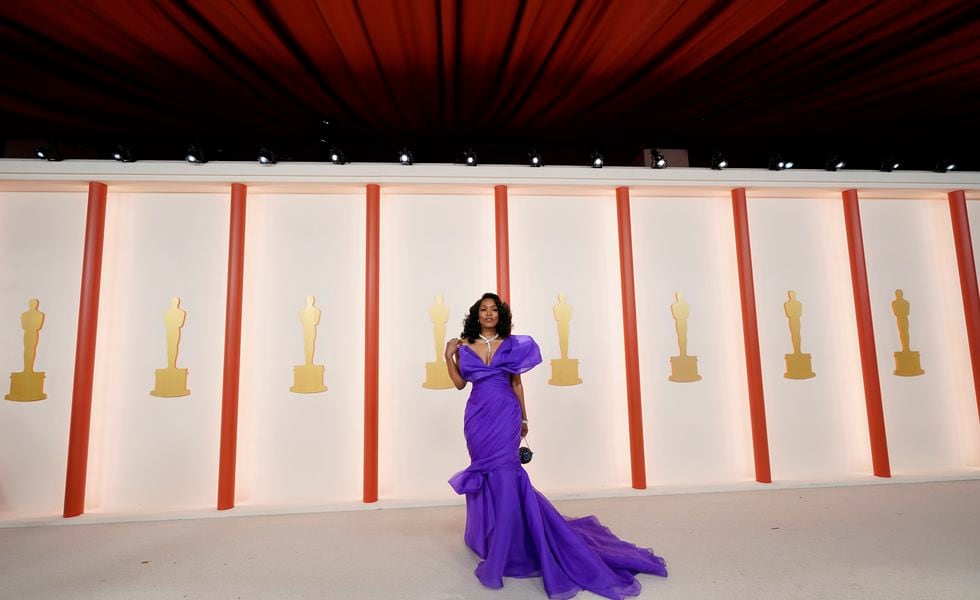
449, 335, 667, 599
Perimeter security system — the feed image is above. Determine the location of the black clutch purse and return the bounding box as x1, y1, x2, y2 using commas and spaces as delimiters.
519, 437, 533, 464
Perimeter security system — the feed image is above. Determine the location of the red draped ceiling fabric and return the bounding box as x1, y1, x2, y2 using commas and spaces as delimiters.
0, 0, 977, 142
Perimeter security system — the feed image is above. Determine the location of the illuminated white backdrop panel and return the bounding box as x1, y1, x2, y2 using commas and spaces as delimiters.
747, 196, 871, 481
378, 192, 496, 501
966, 200, 980, 466
0, 162, 977, 525
0, 192, 86, 519
508, 194, 631, 494
88, 192, 230, 513
861, 198, 979, 473
629, 195, 755, 486
237, 193, 365, 507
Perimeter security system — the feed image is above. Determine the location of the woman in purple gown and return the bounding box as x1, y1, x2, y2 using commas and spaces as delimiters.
444, 293, 667, 599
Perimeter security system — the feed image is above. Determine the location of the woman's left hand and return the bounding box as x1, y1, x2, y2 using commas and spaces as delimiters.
521, 422, 528, 437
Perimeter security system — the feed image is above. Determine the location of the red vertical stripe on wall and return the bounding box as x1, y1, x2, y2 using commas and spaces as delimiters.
63, 182, 108, 518
614, 187, 647, 489
217, 183, 248, 509
730, 188, 772, 483
494, 185, 511, 303
947, 190, 980, 423
841, 189, 891, 477
364, 184, 381, 503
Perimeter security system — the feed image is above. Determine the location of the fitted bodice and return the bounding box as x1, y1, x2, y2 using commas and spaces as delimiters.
457, 335, 542, 385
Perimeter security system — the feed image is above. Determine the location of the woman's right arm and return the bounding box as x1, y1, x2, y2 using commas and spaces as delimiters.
445, 338, 467, 390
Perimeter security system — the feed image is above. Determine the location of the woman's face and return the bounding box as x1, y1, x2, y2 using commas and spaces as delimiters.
478, 298, 499, 330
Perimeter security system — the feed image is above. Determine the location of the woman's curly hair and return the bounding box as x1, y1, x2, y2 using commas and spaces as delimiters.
461, 292, 513, 342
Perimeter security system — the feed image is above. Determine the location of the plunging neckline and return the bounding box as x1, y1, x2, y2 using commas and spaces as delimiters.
462, 336, 507, 366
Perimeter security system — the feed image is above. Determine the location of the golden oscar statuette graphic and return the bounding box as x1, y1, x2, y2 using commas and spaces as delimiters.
291, 296, 328, 393
668, 292, 701, 382
549, 292, 582, 386
150, 297, 190, 397
423, 293, 454, 389
783, 290, 815, 379
891, 289, 924, 376
6, 298, 48, 402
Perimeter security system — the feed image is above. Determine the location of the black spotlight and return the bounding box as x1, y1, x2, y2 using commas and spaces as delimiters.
461, 148, 478, 166
651, 149, 667, 169
768, 154, 793, 170
825, 155, 845, 171
257, 146, 277, 165
529, 149, 543, 167
112, 144, 135, 163
710, 151, 727, 170
329, 147, 347, 165
35, 143, 62, 162
935, 157, 956, 173
185, 144, 207, 164
398, 148, 414, 165
880, 156, 901, 172
590, 151, 604, 168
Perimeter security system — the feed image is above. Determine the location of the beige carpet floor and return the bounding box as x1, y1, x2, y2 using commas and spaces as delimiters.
2, 480, 978, 599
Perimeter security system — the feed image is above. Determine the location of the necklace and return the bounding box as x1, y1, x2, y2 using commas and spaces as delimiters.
478, 333, 499, 365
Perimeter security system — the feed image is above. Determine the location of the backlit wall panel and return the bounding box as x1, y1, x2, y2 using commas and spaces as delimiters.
629, 195, 754, 485
0, 163, 977, 525
0, 192, 86, 518
87, 192, 230, 513
237, 193, 365, 506
861, 198, 979, 472
378, 193, 496, 501
965, 198, 980, 462
747, 197, 870, 480
508, 194, 631, 493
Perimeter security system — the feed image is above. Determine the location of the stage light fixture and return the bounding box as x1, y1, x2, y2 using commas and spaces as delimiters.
710, 151, 727, 170
112, 144, 135, 163
591, 152, 604, 168
257, 146, 277, 165
652, 150, 667, 169
329, 147, 347, 165
879, 157, 900, 172
185, 144, 206, 164
529, 150, 543, 167
461, 148, 478, 166
35, 143, 62, 162
398, 148, 414, 165
769, 154, 795, 170
935, 158, 956, 172
825, 155, 845, 171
